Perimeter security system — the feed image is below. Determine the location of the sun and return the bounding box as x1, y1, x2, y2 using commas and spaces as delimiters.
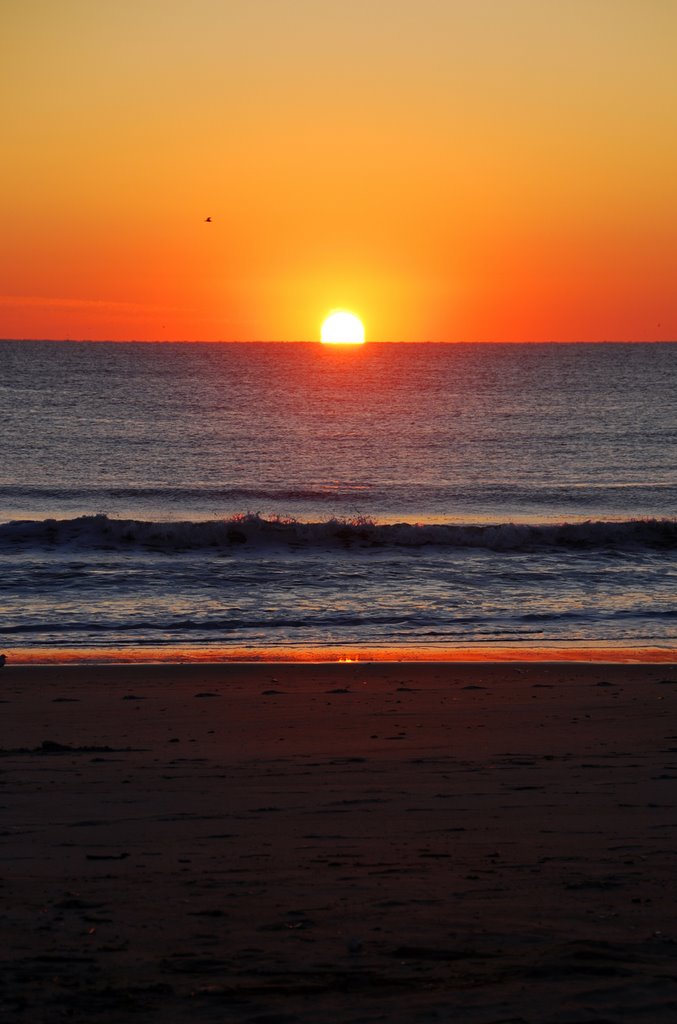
320, 310, 365, 345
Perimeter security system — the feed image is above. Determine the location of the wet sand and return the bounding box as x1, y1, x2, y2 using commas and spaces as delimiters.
1, 661, 676, 1023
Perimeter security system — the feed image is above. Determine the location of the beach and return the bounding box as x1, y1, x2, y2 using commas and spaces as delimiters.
2, 660, 676, 1023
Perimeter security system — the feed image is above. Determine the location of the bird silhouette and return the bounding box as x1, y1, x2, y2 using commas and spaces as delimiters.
205, 216, 212, 222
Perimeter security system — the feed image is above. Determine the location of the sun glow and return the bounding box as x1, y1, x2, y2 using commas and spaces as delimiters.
320, 311, 365, 345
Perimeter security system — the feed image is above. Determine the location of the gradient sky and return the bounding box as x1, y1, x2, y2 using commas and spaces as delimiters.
2, 0, 676, 342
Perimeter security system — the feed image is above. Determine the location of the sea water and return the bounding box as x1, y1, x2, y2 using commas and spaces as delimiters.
0, 340, 675, 655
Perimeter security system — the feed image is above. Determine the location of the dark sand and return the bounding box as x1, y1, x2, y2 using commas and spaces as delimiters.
1, 661, 676, 1023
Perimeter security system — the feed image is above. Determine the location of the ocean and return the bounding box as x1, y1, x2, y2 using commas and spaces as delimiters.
0, 340, 675, 659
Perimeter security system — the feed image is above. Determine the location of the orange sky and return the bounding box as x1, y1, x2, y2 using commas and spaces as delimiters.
2, 1, 676, 342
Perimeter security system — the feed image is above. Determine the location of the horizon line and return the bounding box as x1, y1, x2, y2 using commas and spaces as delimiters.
1, 337, 675, 345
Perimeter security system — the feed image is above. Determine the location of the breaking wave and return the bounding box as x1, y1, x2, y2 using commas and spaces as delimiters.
0, 514, 675, 553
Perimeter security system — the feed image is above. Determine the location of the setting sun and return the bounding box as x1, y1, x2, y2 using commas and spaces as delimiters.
320, 311, 365, 345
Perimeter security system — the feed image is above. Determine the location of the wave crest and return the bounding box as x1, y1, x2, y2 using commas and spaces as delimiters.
0, 513, 675, 553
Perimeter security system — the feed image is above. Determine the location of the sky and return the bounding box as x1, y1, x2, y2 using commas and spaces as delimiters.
2, 0, 676, 342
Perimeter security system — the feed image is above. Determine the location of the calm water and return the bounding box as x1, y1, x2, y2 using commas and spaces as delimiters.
0, 341, 675, 654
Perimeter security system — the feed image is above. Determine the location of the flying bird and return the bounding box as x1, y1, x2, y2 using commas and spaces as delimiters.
204, 216, 212, 222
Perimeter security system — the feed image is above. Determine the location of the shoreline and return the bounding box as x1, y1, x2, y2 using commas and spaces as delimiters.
5, 643, 676, 665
